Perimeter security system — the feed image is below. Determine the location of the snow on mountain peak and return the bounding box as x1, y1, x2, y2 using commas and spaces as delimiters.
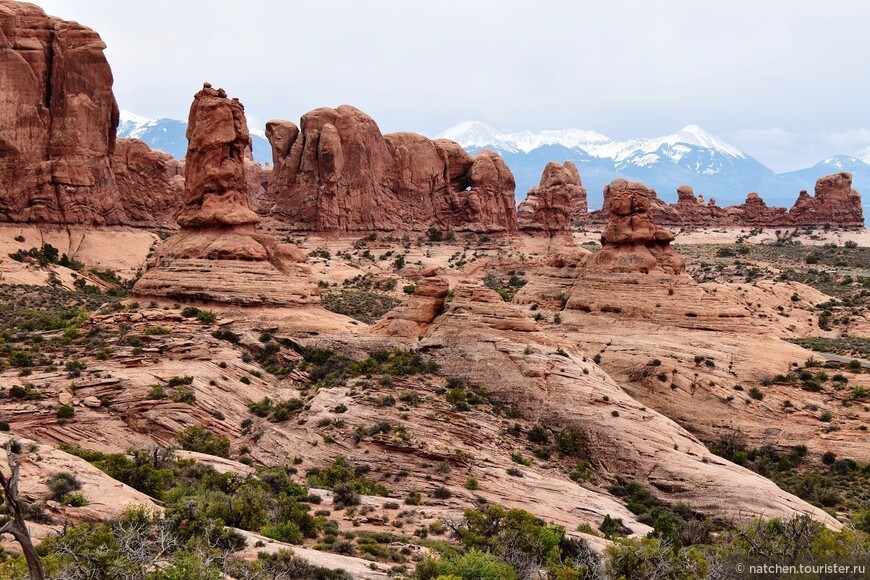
437, 121, 514, 151
119, 110, 153, 125
438, 121, 746, 163
437, 122, 612, 154
669, 125, 745, 158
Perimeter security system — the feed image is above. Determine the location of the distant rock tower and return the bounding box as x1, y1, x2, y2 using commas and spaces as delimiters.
517, 161, 587, 236
563, 178, 751, 330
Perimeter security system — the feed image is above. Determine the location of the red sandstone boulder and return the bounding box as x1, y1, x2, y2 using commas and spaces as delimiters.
263, 105, 517, 233
517, 161, 587, 235
371, 271, 450, 339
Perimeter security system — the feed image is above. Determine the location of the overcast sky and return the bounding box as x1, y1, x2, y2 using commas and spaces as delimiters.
32, 0, 870, 172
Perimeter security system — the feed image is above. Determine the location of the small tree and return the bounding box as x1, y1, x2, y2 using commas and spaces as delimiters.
0, 441, 45, 579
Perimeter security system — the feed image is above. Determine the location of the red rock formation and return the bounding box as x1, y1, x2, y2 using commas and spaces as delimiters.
724, 192, 789, 226
670, 184, 725, 225
244, 147, 271, 213
0, 0, 123, 224
563, 178, 750, 330
517, 161, 586, 235
789, 172, 864, 227
110, 138, 184, 228
0, 1, 187, 228
589, 179, 686, 275
134, 85, 317, 306
178, 86, 259, 227
263, 105, 517, 233
585, 174, 863, 228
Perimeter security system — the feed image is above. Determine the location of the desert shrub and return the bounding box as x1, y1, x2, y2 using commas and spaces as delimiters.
306, 456, 388, 497
212, 329, 241, 343
176, 425, 230, 458
46, 471, 82, 501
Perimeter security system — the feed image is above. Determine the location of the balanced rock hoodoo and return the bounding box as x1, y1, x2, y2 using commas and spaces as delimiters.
562, 179, 750, 329
134, 84, 317, 305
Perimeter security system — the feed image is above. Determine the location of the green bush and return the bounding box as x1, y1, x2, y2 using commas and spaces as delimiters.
176, 425, 230, 458
262, 521, 302, 544
418, 549, 516, 580
306, 456, 388, 497
212, 329, 241, 343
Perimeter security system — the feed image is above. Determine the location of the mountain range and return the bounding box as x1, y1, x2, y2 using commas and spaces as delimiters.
118, 110, 273, 165
119, 111, 870, 218
438, 121, 870, 215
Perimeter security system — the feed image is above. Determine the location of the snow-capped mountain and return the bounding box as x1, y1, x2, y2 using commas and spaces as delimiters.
117, 110, 272, 164
438, 121, 611, 154
780, 155, 870, 195
438, 122, 870, 212
440, 122, 744, 164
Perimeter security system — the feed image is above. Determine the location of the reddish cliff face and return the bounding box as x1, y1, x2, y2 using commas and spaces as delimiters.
0, 1, 185, 227
517, 161, 587, 235
263, 105, 517, 233
789, 172, 864, 227
587, 174, 864, 228
111, 138, 184, 228
134, 85, 317, 306
0, 0, 122, 224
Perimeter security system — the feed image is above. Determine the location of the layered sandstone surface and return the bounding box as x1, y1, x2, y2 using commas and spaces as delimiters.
420, 281, 839, 525
134, 84, 317, 305
262, 106, 517, 233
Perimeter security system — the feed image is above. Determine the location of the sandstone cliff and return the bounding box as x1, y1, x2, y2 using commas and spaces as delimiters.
263, 106, 517, 233
110, 138, 184, 228
0, 0, 185, 228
